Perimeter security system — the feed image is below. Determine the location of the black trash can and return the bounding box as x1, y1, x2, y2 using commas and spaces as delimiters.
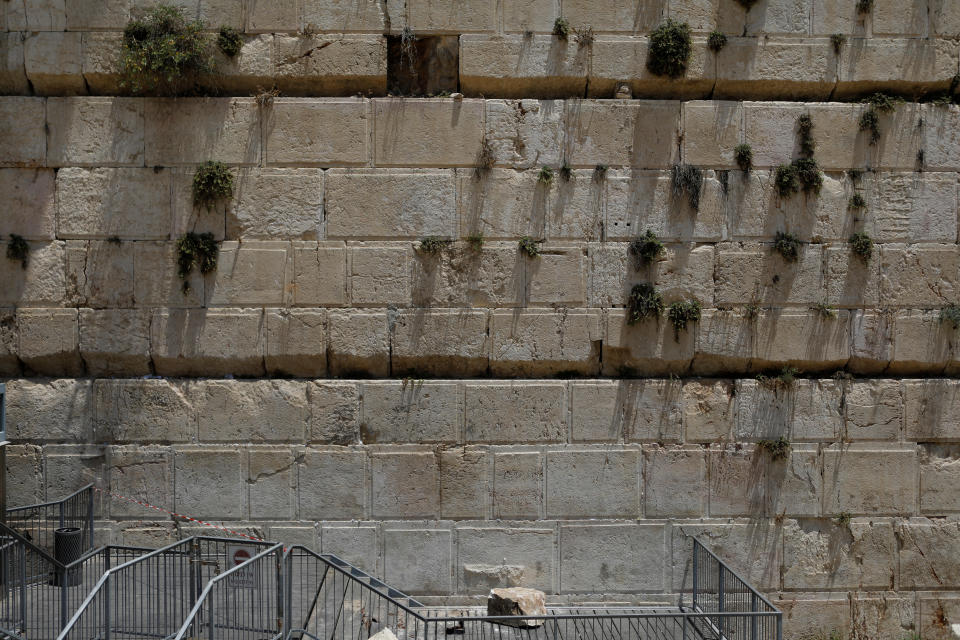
51, 527, 83, 586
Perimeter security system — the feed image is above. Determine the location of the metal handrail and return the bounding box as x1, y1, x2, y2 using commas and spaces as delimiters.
4, 484, 95, 515
691, 536, 779, 612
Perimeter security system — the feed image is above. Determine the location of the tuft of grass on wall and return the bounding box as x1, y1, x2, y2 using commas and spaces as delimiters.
647, 19, 692, 78
192, 161, 234, 210
176, 231, 218, 293
120, 4, 213, 94
627, 283, 664, 324
628, 230, 665, 269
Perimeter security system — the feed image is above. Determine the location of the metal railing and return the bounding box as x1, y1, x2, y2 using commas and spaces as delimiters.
5, 485, 96, 555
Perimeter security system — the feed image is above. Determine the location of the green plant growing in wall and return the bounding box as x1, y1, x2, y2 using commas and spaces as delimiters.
418, 236, 451, 255
940, 304, 960, 330
176, 231, 218, 293
756, 436, 791, 460
475, 140, 495, 178
6, 234, 29, 269
627, 283, 664, 324
830, 33, 845, 55
574, 25, 594, 46
834, 512, 852, 528
856, 0, 873, 13
120, 4, 213, 94
859, 93, 901, 144
773, 231, 801, 261
466, 231, 484, 252
217, 25, 242, 57
774, 163, 799, 197
593, 164, 608, 182
629, 229, 665, 269
848, 193, 867, 210
793, 158, 823, 194
553, 17, 571, 39
538, 166, 554, 184
559, 162, 573, 181
797, 113, 816, 157
859, 109, 881, 144
647, 19, 692, 78
847, 168, 863, 182
734, 143, 753, 172
757, 366, 800, 389
812, 301, 837, 318
192, 161, 234, 209
668, 300, 702, 340
672, 163, 703, 209
400, 26, 417, 67
518, 236, 541, 258
849, 231, 873, 262
707, 30, 727, 53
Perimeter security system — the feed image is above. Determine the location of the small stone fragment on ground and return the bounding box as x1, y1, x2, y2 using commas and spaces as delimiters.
487, 587, 547, 628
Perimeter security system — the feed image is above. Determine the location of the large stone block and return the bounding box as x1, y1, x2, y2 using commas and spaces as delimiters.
245, 0, 297, 31
133, 242, 205, 308
525, 247, 587, 305
546, 169, 604, 240
715, 242, 823, 306
715, 38, 838, 100
93, 379, 195, 443
144, 98, 260, 165
644, 446, 706, 517
849, 310, 893, 374
782, 519, 898, 590
371, 452, 439, 518
290, 242, 347, 306
47, 97, 144, 166
735, 379, 842, 442
751, 310, 851, 372
383, 528, 452, 595
484, 100, 564, 169
348, 245, 411, 305
775, 597, 851, 640
264, 98, 369, 166
150, 308, 265, 376
43, 445, 105, 497
566, 101, 680, 168
904, 380, 960, 442
873, 172, 958, 243
710, 445, 822, 517
889, 311, 953, 375
17, 308, 83, 376
744, 0, 810, 35
920, 445, 960, 514
6, 0, 67, 31
80, 31, 122, 94
109, 447, 172, 518
248, 449, 295, 520
5, 378, 92, 442
327, 310, 389, 376
79, 308, 152, 376
196, 380, 309, 443
0, 309, 18, 376
57, 168, 171, 240
264, 309, 327, 377
0, 97, 44, 166
174, 447, 244, 520
65, 240, 135, 308
206, 241, 288, 306
440, 448, 487, 519
589, 242, 715, 308
682, 101, 743, 167
0, 169, 55, 240
458, 169, 547, 239
228, 168, 323, 239
823, 446, 916, 515
460, 35, 588, 98
603, 309, 695, 376
361, 381, 461, 443
308, 381, 360, 445
920, 596, 960, 640
374, 99, 484, 167
844, 380, 902, 441
5, 444, 42, 506
560, 524, 664, 593
465, 382, 565, 443
298, 449, 366, 519
490, 309, 600, 376
409, 243, 525, 307
23, 31, 84, 95
492, 452, 542, 520
670, 523, 782, 591
407, 0, 494, 31
881, 244, 960, 307
272, 35, 386, 95
326, 169, 457, 239
321, 525, 377, 574
546, 449, 640, 518
300, 0, 387, 32
683, 380, 735, 442
390, 309, 489, 377
589, 37, 713, 99
570, 380, 682, 443
0, 32, 29, 95
837, 39, 957, 98
899, 520, 960, 589
458, 527, 553, 594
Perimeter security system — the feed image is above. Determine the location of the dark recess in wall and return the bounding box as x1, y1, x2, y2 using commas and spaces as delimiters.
387, 34, 460, 96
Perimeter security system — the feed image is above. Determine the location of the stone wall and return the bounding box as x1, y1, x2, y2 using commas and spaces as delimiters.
4, 1, 960, 639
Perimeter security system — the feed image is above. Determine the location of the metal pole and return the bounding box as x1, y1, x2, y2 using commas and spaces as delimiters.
87, 487, 95, 550
691, 540, 698, 611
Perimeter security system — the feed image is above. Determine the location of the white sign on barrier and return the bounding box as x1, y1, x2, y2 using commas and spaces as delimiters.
226, 544, 257, 589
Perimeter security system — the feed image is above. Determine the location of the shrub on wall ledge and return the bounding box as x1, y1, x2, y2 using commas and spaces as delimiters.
176, 232, 218, 294
647, 19, 692, 78
120, 4, 213, 94
192, 161, 235, 210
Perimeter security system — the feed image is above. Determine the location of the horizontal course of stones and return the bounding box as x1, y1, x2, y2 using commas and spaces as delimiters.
2, 0, 958, 98
5, 375, 960, 638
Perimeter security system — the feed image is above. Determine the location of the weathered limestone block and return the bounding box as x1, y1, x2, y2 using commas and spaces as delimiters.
715, 38, 838, 100
461, 529, 552, 593
692, 310, 754, 375
93, 379, 195, 443
484, 100, 564, 169
709, 445, 821, 517
361, 381, 461, 443
823, 446, 916, 515
228, 168, 323, 239
321, 525, 377, 573
920, 596, 960, 640
371, 452, 439, 518
565, 0, 664, 32
525, 247, 586, 305
736, 378, 842, 442
589, 37, 713, 99
65, 240, 135, 308
782, 519, 897, 590
298, 449, 366, 519
273, 35, 386, 95
0, 97, 44, 166
874, 173, 958, 243
889, 311, 952, 374
326, 310, 388, 376
349, 245, 411, 305
109, 447, 172, 518
744, 0, 810, 34
206, 241, 288, 306
460, 35, 588, 98
23, 31, 84, 95
374, 99, 484, 167
751, 310, 850, 372
546, 449, 640, 518
849, 310, 892, 374
458, 169, 547, 240
0, 32, 29, 95
844, 380, 902, 441
67, 2, 127, 30
383, 528, 451, 595
490, 309, 600, 376
47, 97, 144, 166
644, 446, 706, 517
439, 449, 487, 519
565, 101, 680, 168
248, 448, 295, 520
715, 242, 823, 306
300, 0, 386, 32
775, 597, 851, 640
290, 242, 347, 306
0, 309, 17, 376
410, 244, 525, 308
17, 308, 83, 376
326, 169, 457, 239
406, 0, 494, 31
465, 382, 565, 443
308, 381, 360, 444
133, 242, 205, 308
560, 524, 664, 593
264, 309, 326, 377
80, 31, 122, 94
603, 309, 695, 376
390, 309, 488, 377
670, 0, 746, 33
4, 444, 42, 506
670, 524, 782, 591
547, 169, 603, 240
899, 520, 960, 589
487, 588, 547, 627
570, 380, 682, 442
850, 596, 917, 640
44, 444, 106, 496
0, 169, 55, 240
837, 39, 958, 98
207, 34, 274, 94
682, 379, 735, 442
79, 309, 151, 376
5, 378, 92, 442
196, 380, 308, 443
245, 0, 297, 32
492, 452, 542, 519
174, 447, 244, 519
590, 243, 714, 308
924, 105, 960, 172
145, 98, 259, 165
920, 445, 960, 514
904, 380, 960, 442
871, 0, 928, 35
5, 0, 67, 31
150, 308, 265, 376
265, 99, 369, 166
169, 168, 226, 241
931, 0, 960, 36
821, 246, 880, 308
682, 101, 743, 167
57, 168, 171, 240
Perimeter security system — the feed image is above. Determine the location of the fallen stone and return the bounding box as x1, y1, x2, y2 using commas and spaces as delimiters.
487, 587, 547, 628
369, 629, 397, 640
